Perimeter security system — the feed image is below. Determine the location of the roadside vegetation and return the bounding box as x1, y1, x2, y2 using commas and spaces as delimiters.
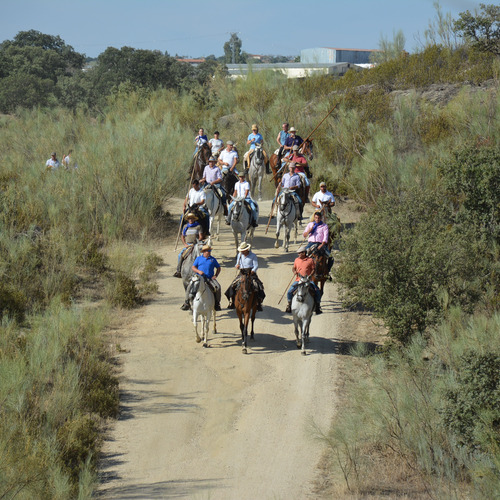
0, 3, 498, 498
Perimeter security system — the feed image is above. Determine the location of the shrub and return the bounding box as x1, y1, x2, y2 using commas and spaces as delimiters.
335, 187, 488, 343
105, 272, 141, 309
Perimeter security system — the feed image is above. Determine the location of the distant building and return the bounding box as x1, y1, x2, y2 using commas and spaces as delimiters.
176, 58, 205, 67
301, 47, 378, 65
226, 62, 356, 79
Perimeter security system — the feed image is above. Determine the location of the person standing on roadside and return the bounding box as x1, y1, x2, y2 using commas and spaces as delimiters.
45, 152, 60, 171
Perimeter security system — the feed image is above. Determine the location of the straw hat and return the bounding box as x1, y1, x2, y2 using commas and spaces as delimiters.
201, 244, 212, 252
238, 242, 251, 252
186, 212, 198, 220
289, 127, 296, 132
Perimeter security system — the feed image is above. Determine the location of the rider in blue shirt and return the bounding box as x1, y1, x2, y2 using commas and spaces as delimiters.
181, 244, 222, 311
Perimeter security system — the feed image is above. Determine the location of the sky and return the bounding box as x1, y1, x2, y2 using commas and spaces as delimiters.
1, 0, 483, 59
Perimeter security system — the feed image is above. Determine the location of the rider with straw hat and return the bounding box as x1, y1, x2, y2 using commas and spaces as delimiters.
225, 242, 265, 311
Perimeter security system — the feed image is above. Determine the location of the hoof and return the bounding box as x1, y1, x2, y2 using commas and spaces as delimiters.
274, 241, 279, 249
242, 347, 247, 354
301, 350, 307, 356
203, 342, 209, 348
296, 341, 302, 349
195, 336, 201, 343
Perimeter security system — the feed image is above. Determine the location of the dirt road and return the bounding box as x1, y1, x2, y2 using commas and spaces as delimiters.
98, 199, 347, 499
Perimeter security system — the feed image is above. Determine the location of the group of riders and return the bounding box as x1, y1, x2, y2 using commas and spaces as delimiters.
175, 123, 337, 317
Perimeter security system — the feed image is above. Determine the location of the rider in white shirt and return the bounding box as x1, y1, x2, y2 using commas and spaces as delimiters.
208, 131, 224, 158
311, 182, 335, 211
226, 172, 259, 227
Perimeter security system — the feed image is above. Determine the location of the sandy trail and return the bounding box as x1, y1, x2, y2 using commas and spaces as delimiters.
98, 199, 343, 499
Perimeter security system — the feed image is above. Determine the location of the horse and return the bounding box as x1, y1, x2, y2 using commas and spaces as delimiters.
248, 143, 265, 201
191, 142, 211, 181
308, 244, 329, 293
181, 241, 203, 293
274, 189, 298, 252
234, 269, 259, 354
269, 139, 314, 187
291, 274, 315, 355
229, 197, 255, 255
188, 274, 217, 347
221, 169, 238, 206
203, 184, 224, 245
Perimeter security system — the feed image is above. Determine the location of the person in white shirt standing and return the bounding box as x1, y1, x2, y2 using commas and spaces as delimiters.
226, 172, 259, 227
45, 152, 60, 171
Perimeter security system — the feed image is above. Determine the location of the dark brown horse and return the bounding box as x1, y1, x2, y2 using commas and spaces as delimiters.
269, 139, 314, 187
190, 143, 211, 181
309, 245, 329, 292
234, 269, 259, 354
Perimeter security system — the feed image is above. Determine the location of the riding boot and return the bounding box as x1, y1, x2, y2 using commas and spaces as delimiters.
315, 303, 323, 315
305, 165, 313, 179
257, 301, 263, 312
285, 301, 292, 313
181, 301, 190, 311
225, 215, 231, 225
214, 301, 221, 311
223, 204, 228, 217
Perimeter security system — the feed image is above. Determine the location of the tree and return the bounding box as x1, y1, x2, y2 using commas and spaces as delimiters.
453, 3, 500, 55
223, 33, 245, 64
370, 30, 406, 64
424, 1, 459, 49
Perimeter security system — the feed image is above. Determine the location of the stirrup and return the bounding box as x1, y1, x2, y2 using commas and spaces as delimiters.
227, 302, 235, 309
181, 302, 190, 311
285, 303, 291, 313
173, 271, 181, 278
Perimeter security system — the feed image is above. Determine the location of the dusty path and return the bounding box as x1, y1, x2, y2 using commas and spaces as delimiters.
98, 199, 345, 499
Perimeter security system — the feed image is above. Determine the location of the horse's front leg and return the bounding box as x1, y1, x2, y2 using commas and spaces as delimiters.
250, 309, 256, 340
194, 313, 201, 343
202, 315, 209, 348
284, 225, 290, 252
301, 318, 310, 355
293, 317, 301, 349
215, 212, 221, 241
275, 218, 281, 249
257, 176, 263, 201
242, 319, 248, 354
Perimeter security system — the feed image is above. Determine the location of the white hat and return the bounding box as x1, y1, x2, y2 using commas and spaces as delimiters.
238, 242, 251, 252
289, 127, 296, 132
297, 245, 308, 253
292, 145, 299, 151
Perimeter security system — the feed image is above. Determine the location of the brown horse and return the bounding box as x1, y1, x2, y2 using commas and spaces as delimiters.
309, 245, 329, 292
190, 143, 211, 181
234, 269, 259, 354
269, 139, 314, 187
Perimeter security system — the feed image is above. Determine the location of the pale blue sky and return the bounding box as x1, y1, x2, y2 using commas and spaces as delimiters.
1, 0, 482, 58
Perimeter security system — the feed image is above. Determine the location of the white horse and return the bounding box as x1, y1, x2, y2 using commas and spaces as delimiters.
203, 184, 224, 245
249, 143, 265, 201
230, 197, 256, 255
274, 188, 298, 252
188, 274, 217, 347
292, 274, 314, 355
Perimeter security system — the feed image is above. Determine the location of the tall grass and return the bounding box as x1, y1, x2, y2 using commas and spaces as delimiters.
322, 309, 500, 498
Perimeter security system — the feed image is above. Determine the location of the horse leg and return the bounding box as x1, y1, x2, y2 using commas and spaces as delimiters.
302, 318, 310, 355
257, 175, 263, 201
275, 217, 281, 249
250, 307, 256, 340
202, 312, 210, 348
284, 225, 290, 252
215, 210, 221, 241
194, 312, 201, 343
213, 309, 217, 334
242, 316, 249, 354
293, 317, 301, 349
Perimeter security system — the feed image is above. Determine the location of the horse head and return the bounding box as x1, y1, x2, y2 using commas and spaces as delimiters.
278, 189, 292, 212
301, 139, 314, 161
254, 143, 264, 164
296, 273, 312, 303
231, 196, 245, 222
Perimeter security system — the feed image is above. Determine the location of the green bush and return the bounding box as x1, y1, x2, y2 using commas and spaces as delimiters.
335, 187, 488, 343
443, 351, 500, 450
105, 272, 141, 309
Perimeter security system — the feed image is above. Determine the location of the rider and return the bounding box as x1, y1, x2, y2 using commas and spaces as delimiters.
201, 156, 228, 216
208, 130, 224, 158
183, 179, 209, 236
283, 127, 303, 156
45, 151, 60, 171
285, 245, 323, 315
226, 171, 259, 228
304, 211, 334, 273
311, 182, 335, 212
194, 128, 208, 156
244, 124, 269, 173
276, 163, 304, 220
218, 140, 239, 176
173, 213, 204, 278
181, 243, 222, 311
225, 242, 265, 311
276, 122, 289, 155
285, 144, 312, 203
